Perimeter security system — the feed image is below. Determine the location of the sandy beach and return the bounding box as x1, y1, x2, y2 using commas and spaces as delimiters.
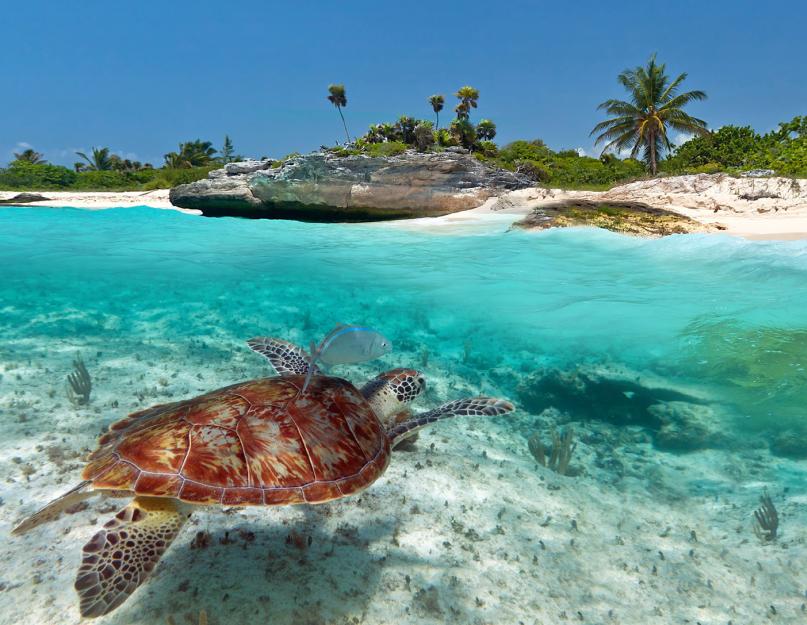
0, 189, 180, 211
2, 174, 807, 239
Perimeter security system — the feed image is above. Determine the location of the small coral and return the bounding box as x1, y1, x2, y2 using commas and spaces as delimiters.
66, 355, 92, 406
753, 491, 779, 543
528, 428, 577, 476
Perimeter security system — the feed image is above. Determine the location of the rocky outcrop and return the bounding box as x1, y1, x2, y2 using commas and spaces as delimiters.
169, 151, 531, 221
0, 192, 52, 205
511, 199, 712, 236
601, 173, 807, 211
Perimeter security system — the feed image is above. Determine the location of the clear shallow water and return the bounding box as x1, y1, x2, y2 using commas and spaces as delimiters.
2, 206, 806, 439
2, 206, 807, 624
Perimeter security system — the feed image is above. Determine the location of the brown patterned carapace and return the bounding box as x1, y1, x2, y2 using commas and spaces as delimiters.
83, 376, 390, 506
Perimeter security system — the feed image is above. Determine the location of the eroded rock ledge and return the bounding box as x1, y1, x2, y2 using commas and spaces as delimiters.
511, 199, 712, 236
169, 151, 531, 221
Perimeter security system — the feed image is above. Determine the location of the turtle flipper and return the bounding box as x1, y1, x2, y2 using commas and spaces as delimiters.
387, 397, 514, 445
247, 337, 320, 376
75, 496, 190, 618
12, 480, 94, 535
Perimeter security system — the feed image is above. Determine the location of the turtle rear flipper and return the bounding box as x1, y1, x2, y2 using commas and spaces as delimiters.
75, 497, 190, 618
12, 480, 94, 535
388, 397, 514, 445
247, 337, 319, 376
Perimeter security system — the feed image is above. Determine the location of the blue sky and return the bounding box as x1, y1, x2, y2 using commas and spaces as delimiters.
2, 0, 805, 166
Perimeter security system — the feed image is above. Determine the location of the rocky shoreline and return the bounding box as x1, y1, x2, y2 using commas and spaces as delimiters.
510, 199, 711, 236
2, 164, 806, 239
169, 151, 531, 221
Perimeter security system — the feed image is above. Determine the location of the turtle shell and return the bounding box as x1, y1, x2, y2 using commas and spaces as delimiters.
82, 375, 390, 506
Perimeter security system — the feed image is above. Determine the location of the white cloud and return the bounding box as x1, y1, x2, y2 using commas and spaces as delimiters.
576, 147, 587, 157
671, 131, 695, 147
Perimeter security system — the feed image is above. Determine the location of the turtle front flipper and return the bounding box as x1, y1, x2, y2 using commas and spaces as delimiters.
12, 480, 94, 535
387, 397, 515, 445
247, 337, 319, 376
75, 496, 190, 618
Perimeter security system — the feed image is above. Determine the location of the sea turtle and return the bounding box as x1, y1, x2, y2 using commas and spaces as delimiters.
13, 337, 514, 618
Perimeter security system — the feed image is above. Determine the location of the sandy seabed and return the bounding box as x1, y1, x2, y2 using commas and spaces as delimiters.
1, 336, 805, 625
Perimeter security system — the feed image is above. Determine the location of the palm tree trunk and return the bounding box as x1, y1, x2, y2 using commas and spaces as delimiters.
337, 106, 350, 144
649, 131, 657, 175
435, 111, 439, 130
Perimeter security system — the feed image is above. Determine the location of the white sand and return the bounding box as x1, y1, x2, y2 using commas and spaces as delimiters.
0, 189, 194, 213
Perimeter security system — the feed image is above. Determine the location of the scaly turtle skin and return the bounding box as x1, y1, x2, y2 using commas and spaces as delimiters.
13, 337, 514, 618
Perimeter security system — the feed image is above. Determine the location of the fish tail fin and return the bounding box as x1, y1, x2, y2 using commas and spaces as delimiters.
301, 340, 321, 394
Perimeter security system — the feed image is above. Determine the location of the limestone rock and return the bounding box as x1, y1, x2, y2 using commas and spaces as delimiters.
170, 151, 531, 221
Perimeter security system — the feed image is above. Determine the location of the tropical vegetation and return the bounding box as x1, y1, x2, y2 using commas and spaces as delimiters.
663, 116, 807, 176
0, 137, 237, 191
591, 54, 708, 174
2, 67, 804, 193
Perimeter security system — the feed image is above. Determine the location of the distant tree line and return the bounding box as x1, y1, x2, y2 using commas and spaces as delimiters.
1, 136, 241, 191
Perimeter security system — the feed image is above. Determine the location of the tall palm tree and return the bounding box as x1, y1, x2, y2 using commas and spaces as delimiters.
327, 84, 350, 143
76, 147, 113, 171
591, 55, 708, 174
13, 148, 46, 164
454, 86, 479, 121
428, 94, 445, 129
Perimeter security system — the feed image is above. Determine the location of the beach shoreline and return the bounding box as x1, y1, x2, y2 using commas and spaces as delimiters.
2, 175, 806, 240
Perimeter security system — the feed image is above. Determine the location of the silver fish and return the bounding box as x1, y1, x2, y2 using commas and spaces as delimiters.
302, 324, 392, 392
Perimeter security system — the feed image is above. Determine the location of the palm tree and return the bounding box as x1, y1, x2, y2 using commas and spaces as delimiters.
327, 84, 350, 143
591, 55, 708, 174
454, 86, 479, 121
76, 147, 113, 171
476, 119, 497, 141
13, 148, 46, 164
163, 140, 217, 168
428, 94, 445, 129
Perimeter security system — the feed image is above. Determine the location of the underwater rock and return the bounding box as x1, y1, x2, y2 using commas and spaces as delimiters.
647, 401, 725, 452
517, 366, 722, 451
170, 151, 531, 221
511, 199, 711, 236
768, 429, 807, 459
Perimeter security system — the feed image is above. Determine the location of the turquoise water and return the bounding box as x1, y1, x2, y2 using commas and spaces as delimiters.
2, 206, 806, 443
2, 206, 807, 624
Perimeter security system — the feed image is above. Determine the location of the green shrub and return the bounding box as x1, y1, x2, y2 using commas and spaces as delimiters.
142, 166, 218, 189
0, 161, 77, 189
515, 160, 551, 183
690, 162, 723, 175
414, 123, 435, 152
366, 141, 408, 157
476, 140, 498, 157
435, 128, 458, 147
663, 117, 807, 177
449, 118, 477, 150
73, 170, 137, 190
497, 140, 553, 166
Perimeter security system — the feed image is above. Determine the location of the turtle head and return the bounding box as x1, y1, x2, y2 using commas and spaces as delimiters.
360, 368, 425, 428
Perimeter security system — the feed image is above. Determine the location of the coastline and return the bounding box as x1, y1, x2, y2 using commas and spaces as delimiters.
0, 189, 194, 212
3, 175, 807, 240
